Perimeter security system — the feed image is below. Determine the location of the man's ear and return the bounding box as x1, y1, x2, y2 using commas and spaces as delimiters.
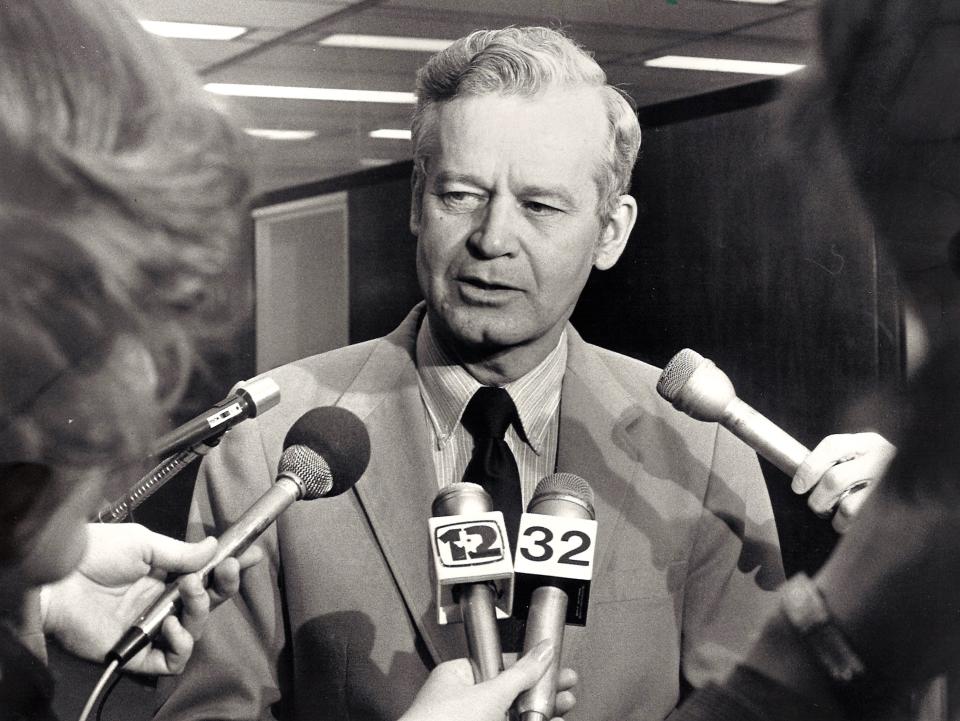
594, 194, 638, 271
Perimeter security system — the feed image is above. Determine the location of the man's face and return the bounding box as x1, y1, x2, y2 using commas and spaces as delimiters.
412, 87, 621, 359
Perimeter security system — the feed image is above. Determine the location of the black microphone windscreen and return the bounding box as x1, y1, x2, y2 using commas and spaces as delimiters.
283, 406, 371, 496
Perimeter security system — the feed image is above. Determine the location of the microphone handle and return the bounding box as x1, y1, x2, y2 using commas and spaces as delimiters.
723, 397, 810, 476
518, 583, 567, 721
96, 448, 202, 523
108, 474, 304, 665
459, 582, 504, 681
150, 393, 252, 459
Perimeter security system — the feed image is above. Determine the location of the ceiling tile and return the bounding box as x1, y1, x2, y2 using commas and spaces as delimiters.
139, 0, 824, 194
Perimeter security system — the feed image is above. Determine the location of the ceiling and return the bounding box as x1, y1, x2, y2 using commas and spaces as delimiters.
127, 0, 821, 196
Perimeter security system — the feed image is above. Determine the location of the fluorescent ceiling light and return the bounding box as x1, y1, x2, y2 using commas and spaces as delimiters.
140, 20, 247, 41
244, 128, 318, 141
645, 55, 804, 75
320, 33, 453, 52
369, 128, 412, 140
360, 158, 396, 168
205, 83, 417, 104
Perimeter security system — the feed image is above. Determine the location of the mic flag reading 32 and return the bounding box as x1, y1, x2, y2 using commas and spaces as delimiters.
514, 473, 597, 721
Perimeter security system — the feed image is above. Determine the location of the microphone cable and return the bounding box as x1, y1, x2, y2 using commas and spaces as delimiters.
76, 659, 119, 721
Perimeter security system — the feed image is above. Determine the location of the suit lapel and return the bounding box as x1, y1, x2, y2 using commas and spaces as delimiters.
333, 315, 646, 668
336, 308, 465, 666
555, 327, 642, 660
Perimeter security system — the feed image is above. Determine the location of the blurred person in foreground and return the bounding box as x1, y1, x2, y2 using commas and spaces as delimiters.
0, 2, 567, 720
666, 0, 960, 718
405, 0, 960, 718
0, 1, 259, 716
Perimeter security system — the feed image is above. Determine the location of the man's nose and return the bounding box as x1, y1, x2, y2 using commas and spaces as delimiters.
468, 198, 520, 258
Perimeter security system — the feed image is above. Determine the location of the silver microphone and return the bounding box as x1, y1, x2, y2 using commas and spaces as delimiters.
95, 377, 281, 523
432, 482, 505, 682
517, 473, 595, 721
107, 405, 370, 667
657, 348, 810, 476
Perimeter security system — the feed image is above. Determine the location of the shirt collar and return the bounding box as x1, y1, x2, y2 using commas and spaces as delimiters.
416, 315, 567, 455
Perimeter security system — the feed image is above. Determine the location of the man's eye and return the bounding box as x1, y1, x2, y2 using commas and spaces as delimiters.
439, 192, 485, 211
523, 201, 560, 215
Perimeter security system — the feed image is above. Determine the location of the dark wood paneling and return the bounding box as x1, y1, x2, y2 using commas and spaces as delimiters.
347, 171, 423, 343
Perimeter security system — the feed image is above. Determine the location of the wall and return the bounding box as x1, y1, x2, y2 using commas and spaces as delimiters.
575, 80, 901, 575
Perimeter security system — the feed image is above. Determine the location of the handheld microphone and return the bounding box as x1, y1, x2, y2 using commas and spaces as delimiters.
430, 483, 514, 682
656, 348, 811, 476
107, 405, 370, 667
515, 474, 597, 721
95, 377, 281, 523
149, 376, 281, 459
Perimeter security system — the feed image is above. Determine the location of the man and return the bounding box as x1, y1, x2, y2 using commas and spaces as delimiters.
156, 27, 783, 720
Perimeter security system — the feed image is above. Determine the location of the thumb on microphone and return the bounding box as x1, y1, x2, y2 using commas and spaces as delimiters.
400, 641, 580, 721
489, 640, 555, 706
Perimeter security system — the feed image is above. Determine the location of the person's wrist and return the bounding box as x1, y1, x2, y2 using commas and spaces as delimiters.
785, 573, 912, 719
780, 574, 865, 684
743, 601, 840, 705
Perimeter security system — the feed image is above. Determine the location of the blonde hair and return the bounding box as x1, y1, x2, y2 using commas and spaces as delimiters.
0, 0, 250, 474
410, 26, 641, 222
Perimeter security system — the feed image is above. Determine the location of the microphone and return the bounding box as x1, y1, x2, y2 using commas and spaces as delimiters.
656, 348, 811, 476
107, 405, 370, 667
515, 474, 597, 721
149, 376, 281, 459
430, 482, 514, 682
94, 377, 281, 523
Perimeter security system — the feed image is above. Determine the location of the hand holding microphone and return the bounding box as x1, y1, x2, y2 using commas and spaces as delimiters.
792, 432, 896, 532
107, 405, 370, 668
657, 348, 895, 530
514, 473, 596, 721
41, 523, 262, 676
399, 641, 578, 721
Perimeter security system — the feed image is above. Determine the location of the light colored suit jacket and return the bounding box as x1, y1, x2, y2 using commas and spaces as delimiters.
155, 304, 783, 721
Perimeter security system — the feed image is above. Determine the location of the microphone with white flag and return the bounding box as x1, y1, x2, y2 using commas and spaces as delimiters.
429, 482, 515, 682
514, 473, 598, 721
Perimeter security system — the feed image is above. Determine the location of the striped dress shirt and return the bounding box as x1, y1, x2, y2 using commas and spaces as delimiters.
415, 315, 567, 509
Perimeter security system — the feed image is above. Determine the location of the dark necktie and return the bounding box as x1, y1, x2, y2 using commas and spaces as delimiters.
461, 386, 523, 553
461, 386, 525, 650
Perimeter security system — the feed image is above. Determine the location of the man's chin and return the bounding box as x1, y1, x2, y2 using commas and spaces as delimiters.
436, 311, 522, 351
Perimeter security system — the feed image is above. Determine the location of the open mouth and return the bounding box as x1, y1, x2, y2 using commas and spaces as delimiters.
459, 276, 517, 292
